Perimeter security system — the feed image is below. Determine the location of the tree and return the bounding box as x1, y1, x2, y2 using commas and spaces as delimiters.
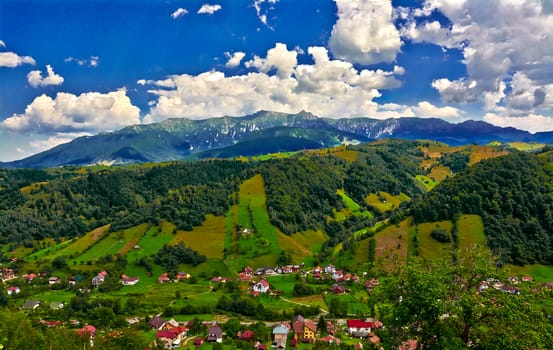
375, 247, 553, 349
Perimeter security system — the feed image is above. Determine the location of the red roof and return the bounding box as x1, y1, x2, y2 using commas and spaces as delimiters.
156, 330, 177, 339
347, 320, 373, 329
238, 330, 255, 340
78, 325, 96, 336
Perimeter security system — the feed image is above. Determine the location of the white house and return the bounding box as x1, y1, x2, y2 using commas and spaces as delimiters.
252, 279, 270, 293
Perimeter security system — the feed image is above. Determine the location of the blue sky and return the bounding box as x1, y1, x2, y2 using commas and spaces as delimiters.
1, 0, 552, 161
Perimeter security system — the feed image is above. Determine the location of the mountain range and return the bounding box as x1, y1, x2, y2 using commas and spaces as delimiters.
2, 110, 552, 168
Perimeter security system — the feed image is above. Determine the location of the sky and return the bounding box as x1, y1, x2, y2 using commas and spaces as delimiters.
1, 0, 553, 162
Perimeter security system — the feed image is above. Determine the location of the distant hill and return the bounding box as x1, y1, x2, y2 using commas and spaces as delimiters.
1, 110, 551, 168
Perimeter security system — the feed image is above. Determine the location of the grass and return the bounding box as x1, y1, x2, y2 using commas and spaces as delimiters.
172, 214, 226, 259
506, 264, 553, 282
428, 165, 451, 183
456, 214, 486, 249
70, 224, 148, 264
26, 224, 110, 261
336, 189, 373, 219
507, 142, 545, 151
278, 230, 327, 266
413, 220, 454, 259
415, 175, 439, 191
365, 192, 410, 214
467, 145, 509, 165
331, 148, 360, 162
373, 217, 411, 259
228, 174, 281, 267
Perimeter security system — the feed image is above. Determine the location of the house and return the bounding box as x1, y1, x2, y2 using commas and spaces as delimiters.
78, 325, 97, 347
255, 268, 265, 276
252, 278, 270, 294
326, 321, 336, 336
156, 326, 187, 349
328, 284, 346, 294
318, 335, 341, 345
324, 264, 336, 274
399, 339, 418, 350
1, 268, 15, 281
161, 318, 180, 330
332, 270, 344, 281
256, 343, 267, 350
522, 276, 533, 282
282, 265, 294, 274
122, 277, 139, 286
313, 266, 323, 274
500, 285, 521, 295
7, 286, 20, 295
23, 273, 38, 283
347, 319, 373, 338
48, 276, 60, 285
207, 324, 223, 343
22, 299, 41, 310
92, 271, 107, 287
264, 266, 276, 275
292, 315, 316, 343
148, 316, 166, 330
365, 278, 379, 292
158, 273, 171, 283
237, 330, 255, 341
369, 334, 381, 345
40, 320, 64, 327
176, 272, 190, 281
193, 337, 204, 347
272, 323, 290, 349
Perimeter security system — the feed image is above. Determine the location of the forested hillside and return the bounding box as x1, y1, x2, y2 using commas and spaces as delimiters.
412, 150, 553, 265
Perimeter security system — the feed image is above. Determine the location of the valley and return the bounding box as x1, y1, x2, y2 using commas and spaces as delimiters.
1, 140, 553, 349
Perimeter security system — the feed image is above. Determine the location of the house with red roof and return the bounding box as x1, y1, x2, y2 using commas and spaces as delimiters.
158, 273, 171, 283
7, 286, 20, 295
237, 330, 255, 341
292, 315, 317, 343
347, 319, 373, 338
252, 278, 270, 294
155, 326, 187, 348
399, 339, 418, 350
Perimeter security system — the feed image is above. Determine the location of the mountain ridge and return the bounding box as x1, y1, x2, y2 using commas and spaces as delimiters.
1, 110, 549, 168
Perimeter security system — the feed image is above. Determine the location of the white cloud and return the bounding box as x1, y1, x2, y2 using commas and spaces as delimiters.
2, 89, 140, 134
64, 56, 100, 67
483, 113, 553, 133
328, 0, 402, 65
29, 133, 88, 153
406, 0, 553, 113
0, 51, 35, 68
253, 0, 279, 29
143, 43, 406, 123
171, 8, 188, 19
412, 101, 462, 118
27, 65, 64, 88
198, 4, 222, 15
245, 43, 297, 78
0, 40, 5, 48
225, 51, 246, 67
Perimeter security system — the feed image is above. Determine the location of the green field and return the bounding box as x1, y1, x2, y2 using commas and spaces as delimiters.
456, 214, 486, 249
413, 220, 454, 258
224, 174, 282, 272
415, 175, 439, 191
278, 230, 326, 266
70, 224, 148, 264
172, 214, 226, 259
336, 189, 373, 220
507, 264, 553, 282
26, 224, 110, 261
365, 192, 410, 213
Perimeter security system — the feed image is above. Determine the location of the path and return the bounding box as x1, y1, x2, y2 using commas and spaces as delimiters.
279, 296, 329, 314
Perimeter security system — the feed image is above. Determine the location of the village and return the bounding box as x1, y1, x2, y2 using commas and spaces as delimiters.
1, 260, 547, 350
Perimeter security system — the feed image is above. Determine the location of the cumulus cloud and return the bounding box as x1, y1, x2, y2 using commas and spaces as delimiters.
2, 89, 140, 134
328, 0, 402, 65
225, 51, 246, 67
171, 8, 188, 19
27, 65, 64, 88
483, 113, 553, 133
412, 101, 462, 118
142, 43, 406, 123
245, 43, 297, 78
198, 4, 222, 15
0, 51, 35, 68
404, 0, 553, 113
